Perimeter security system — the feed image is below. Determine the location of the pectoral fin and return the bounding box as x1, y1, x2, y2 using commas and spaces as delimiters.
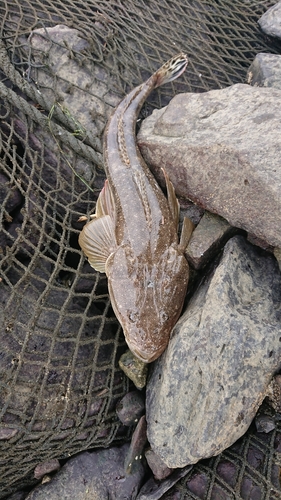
162, 168, 180, 228
78, 214, 116, 273
79, 181, 117, 273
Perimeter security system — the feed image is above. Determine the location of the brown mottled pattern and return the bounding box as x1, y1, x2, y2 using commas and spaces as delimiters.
81, 55, 190, 362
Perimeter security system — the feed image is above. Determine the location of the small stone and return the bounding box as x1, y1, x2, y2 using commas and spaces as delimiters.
185, 211, 239, 269
145, 448, 173, 480
34, 459, 61, 479
41, 476, 52, 485
124, 415, 147, 474
255, 414, 275, 434
119, 350, 148, 389
0, 428, 18, 440
258, 1, 281, 38
247, 53, 281, 90
116, 391, 145, 426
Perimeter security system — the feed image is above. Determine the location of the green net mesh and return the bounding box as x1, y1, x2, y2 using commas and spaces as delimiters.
0, 0, 281, 497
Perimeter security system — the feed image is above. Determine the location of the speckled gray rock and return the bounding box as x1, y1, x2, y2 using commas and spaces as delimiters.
247, 53, 281, 89
26, 444, 145, 499
137, 84, 281, 248
146, 236, 281, 468
258, 1, 281, 38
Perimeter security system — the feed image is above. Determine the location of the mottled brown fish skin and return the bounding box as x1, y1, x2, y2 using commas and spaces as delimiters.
80, 54, 190, 362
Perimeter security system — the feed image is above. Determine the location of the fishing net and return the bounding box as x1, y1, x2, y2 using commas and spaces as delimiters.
0, 0, 281, 497
165, 407, 281, 499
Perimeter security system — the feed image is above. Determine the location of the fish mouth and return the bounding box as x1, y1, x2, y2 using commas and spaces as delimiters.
128, 342, 163, 364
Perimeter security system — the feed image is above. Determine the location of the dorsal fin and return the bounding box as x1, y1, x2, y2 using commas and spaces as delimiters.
162, 167, 180, 228
161, 168, 194, 250
179, 216, 194, 252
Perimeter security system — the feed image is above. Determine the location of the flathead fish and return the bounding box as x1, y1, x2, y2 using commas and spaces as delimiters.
79, 53, 193, 362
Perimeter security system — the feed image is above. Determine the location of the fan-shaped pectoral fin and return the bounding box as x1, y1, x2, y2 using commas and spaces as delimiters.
162, 167, 180, 228
78, 214, 117, 273
179, 216, 194, 252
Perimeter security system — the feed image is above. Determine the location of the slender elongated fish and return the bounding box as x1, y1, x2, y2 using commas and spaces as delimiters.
79, 53, 193, 363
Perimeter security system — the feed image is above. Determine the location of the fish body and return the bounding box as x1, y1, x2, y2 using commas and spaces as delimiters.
79, 54, 192, 363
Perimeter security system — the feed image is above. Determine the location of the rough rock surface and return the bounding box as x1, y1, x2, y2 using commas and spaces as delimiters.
146, 236, 281, 468
258, 1, 281, 38
145, 448, 173, 480
247, 53, 281, 89
25, 444, 145, 500
137, 83, 281, 248
185, 211, 239, 269
116, 391, 145, 426
27, 24, 120, 138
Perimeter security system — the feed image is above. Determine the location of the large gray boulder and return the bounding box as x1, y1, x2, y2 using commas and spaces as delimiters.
137, 83, 281, 248
146, 236, 281, 468
258, 1, 281, 38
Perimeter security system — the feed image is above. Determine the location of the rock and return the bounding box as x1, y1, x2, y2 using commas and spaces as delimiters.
0, 428, 18, 440
146, 236, 281, 468
185, 211, 239, 269
258, 1, 281, 38
34, 459, 61, 480
247, 53, 281, 89
124, 415, 147, 474
145, 448, 173, 480
26, 24, 120, 139
6, 492, 27, 500
136, 465, 193, 500
25, 444, 145, 500
137, 83, 281, 248
158, 410, 281, 498
119, 350, 148, 389
266, 374, 281, 411
116, 391, 145, 426
274, 247, 281, 272
0, 171, 22, 214
255, 414, 275, 433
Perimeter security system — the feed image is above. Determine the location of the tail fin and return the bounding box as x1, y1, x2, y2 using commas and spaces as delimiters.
155, 53, 188, 88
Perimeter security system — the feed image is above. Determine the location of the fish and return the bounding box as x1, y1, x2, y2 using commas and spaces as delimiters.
79, 53, 193, 363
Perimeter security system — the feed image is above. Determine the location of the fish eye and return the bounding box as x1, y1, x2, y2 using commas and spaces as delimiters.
160, 311, 169, 322
129, 311, 138, 323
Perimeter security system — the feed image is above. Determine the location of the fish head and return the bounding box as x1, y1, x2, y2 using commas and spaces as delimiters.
106, 244, 189, 363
